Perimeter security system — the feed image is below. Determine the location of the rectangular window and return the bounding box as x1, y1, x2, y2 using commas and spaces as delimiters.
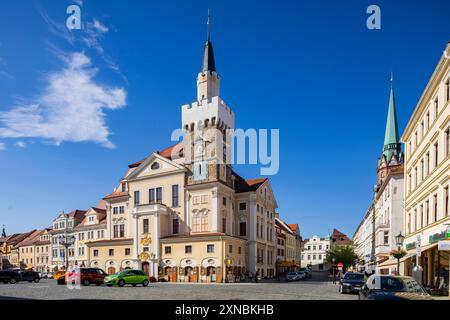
434, 142, 439, 168
125, 248, 131, 255
113, 225, 119, 238
445, 129, 450, 157
149, 188, 155, 203
172, 184, 179, 207
134, 190, 140, 205
207, 244, 214, 253
119, 206, 124, 214
435, 97, 439, 119
222, 217, 226, 233
384, 231, 389, 245
434, 194, 438, 222
109, 249, 114, 256
185, 245, 192, 254
113, 207, 118, 214
156, 187, 162, 203
239, 202, 246, 211
446, 78, 450, 102
445, 186, 449, 217
121, 183, 126, 192
165, 246, 172, 254
143, 219, 149, 234
172, 218, 179, 234
238, 247, 242, 254
229, 245, 233, 253
426, 201, 430, 225
239, 222, 246, 236
222, 197, 227, 206
119, 224, 125, 238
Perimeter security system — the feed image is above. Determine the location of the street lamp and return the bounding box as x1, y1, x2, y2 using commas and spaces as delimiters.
394, 232, 405, 275
58, 233, 75, 270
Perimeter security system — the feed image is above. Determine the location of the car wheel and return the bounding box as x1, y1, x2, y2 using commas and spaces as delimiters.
118, 280, 125, 287
96, 282, 102, 286
83, 279, 90, 286
34, 278, 40, 283
9, 278, 17, 284
142, 279, 149, 287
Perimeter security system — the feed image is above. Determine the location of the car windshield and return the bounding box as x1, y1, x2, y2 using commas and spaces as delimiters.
379, 277, 426, 293
287, 272, 297, 276
344, 273, 364, 281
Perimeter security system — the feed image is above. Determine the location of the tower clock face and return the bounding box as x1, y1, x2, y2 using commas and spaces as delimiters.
194, 141, 204, 158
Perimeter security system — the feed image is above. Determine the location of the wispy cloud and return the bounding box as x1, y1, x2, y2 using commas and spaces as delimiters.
0, 142, 5, 151
0, 52, 127, 148
15, 141, 27, 148
38, 7, 125, 80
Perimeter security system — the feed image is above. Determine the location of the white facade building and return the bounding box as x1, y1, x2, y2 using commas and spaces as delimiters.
300, 235, 330, 271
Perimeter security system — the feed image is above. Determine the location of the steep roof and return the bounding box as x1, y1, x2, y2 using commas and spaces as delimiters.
128, 142, 184, 168
234, 175, 267, 193
381, 76, 403, 164
331, 228, 352, 245
17, 230, 44, 247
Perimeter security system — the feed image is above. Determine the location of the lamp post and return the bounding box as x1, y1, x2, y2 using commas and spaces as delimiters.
394, 232, 405, 275
58, 231, 75, 271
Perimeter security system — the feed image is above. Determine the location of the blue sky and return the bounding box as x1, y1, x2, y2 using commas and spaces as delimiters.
0, 0, 448, 238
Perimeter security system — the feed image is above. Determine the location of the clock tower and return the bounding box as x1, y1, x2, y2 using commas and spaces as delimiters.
181, 13, 234, 188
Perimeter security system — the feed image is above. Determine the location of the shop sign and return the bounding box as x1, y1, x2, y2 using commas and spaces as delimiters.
405, 242, 416, 251
429, 231, 447, 244
438, 240, 450, 251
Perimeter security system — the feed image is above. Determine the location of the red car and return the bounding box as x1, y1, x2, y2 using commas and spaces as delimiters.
67, 268, 107, 286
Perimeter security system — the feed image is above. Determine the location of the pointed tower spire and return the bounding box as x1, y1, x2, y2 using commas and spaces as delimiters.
382, 73, 402, 163
201, 9, 216, 72
1, 224, 6, 238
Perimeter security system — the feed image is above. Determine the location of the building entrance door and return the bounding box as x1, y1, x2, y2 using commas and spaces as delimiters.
207, 266, 216, 282
185, 267, 193, 282
142, 262, 150, 276
107, 267, 116, 275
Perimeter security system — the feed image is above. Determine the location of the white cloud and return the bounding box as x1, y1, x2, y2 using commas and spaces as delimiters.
0, 52, 127, 148
15, 141, 26, 148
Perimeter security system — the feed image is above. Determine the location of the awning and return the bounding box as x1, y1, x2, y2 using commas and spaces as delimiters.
377, 258, 398, 268
400, 252, 416, 262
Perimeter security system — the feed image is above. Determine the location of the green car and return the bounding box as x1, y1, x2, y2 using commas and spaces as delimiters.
104, 269, 149, 287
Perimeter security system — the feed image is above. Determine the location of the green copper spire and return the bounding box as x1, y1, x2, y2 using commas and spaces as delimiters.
382, 73, 402, 163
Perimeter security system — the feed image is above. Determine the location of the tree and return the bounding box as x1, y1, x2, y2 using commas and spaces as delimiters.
326, 245, 360, 271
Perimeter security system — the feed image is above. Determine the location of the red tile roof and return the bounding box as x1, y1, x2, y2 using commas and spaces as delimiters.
288, 224, 299, 232
128, 142, 184, 168
235, 176, 267, 193
103, 191, 129, 200
331, 228, 352, 245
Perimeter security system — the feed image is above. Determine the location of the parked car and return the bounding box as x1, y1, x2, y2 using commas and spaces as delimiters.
16, 269, 40, 283
286, 272, 300, 282
54, 271, 67, 285
39, 272, 48, 279
299, 268, 312, 279
296, 271, 306, 280
66, 268, 107, 286
104, 269, 150, 287
0, 270, 21, 284
359, 275, 432, 300
339, 272, 365, 294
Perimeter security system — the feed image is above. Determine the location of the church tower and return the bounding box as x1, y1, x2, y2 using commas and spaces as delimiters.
181, 12, 235, 188
376, 75, 404, 188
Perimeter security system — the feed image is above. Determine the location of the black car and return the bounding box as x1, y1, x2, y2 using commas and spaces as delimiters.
359, 275, 433, 300
14, 269, 41, 283
339, 272, 365, 294
0, 270, 21, 284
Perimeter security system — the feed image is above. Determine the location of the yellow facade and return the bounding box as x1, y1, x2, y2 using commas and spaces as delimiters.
401, 42, 450, 292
